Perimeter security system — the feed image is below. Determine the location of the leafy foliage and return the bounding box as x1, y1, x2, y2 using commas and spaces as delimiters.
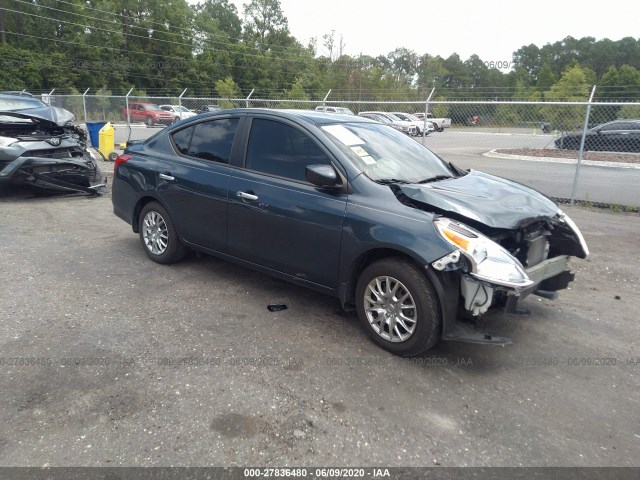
1, 0, 639, 114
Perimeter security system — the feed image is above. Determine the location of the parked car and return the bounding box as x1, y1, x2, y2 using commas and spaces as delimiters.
414, 112, 451, 132
0, 93, 105, 194
555, 120, 640, 152
111, 109, 589, 356
392, 112, 435, 135
358, 111, 418, 136
315, 106, 355, 115
122, 102, 174, 126
197, 105, 222, 114
357, 112, 410, 135
160, 105, 197, 123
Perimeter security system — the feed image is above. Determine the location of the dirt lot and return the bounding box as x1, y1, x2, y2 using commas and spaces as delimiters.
0, 175, 638, 468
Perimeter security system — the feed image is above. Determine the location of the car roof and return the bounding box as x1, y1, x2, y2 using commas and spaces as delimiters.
593, 119, 640, 128
196, 108, 372, 126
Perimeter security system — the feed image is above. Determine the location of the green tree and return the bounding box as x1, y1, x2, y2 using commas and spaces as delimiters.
618, 104, 640, 119
215, 76, 240, 108
242, 0, 289, 50
542, 65, 593, 131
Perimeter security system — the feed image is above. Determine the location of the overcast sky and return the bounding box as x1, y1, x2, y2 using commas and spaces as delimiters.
228, 0, 639, 66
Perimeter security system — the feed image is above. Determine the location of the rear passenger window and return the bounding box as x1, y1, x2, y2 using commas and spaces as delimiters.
172, 126, 194, 155
188, 118, 239, 163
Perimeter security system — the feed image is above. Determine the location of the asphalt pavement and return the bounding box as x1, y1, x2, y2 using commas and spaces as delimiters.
422, 130, 640, 207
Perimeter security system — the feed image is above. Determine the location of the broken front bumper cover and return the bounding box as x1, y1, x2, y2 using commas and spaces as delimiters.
0, 155, 106, 195
440, 255, 574, 346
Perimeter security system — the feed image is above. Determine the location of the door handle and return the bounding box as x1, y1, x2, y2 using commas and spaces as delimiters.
237, 191, 258, 201
159, 172, 175, 181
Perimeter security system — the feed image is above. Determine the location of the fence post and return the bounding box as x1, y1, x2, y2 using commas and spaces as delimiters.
44, 88, 55, 106
246, 89, 255, 108
570, 86, 597, 206
125, 87, 134, 128
82, 88, 90, 124
322, 89, 331, 108
178, 88, 187, 116
423, 87, 435, 141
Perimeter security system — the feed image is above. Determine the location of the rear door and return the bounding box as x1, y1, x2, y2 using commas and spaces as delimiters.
155, 115, 244, 253
592, 122, 620, 151
227, 116, 347, 289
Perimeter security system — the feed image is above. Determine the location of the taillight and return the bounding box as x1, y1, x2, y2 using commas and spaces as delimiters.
114, 153, 132, 172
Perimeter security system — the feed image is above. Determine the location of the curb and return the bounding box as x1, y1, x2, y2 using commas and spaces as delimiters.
483, 149, 640, 169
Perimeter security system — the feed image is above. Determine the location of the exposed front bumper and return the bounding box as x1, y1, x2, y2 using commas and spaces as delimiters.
526, 255, 572, 289
0, 155, 106, 194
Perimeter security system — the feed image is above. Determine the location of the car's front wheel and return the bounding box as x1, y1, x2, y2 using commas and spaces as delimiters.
355, 258, 441, 356
138, 202, 186, 264
145, 116, 154, 127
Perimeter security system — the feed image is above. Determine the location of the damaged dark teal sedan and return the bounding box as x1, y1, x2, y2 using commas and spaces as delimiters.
111, 109, 589, 356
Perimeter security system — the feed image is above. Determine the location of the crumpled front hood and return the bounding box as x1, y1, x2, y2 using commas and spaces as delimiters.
399, 170, 559, 229
0, 107, 76, 128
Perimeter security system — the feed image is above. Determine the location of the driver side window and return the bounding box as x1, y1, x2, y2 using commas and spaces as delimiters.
245, 119, 332, 182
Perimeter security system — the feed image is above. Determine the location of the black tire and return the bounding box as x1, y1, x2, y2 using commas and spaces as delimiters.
437, 127, 444, 132
355, 257, 441, 356
138, 202, 186, 264
145, 116, 154, 127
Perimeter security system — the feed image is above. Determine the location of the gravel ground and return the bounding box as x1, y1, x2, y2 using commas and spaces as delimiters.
0, 177, 638, 468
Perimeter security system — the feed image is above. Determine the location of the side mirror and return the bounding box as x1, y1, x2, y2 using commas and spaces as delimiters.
306, 164, 340, 187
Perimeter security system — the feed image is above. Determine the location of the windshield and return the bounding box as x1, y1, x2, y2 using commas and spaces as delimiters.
145, 104, 162, 110
393, 113, 411, 121
384, 113, 402, 122
321, 122, 453, 183
176, 106, 190, 112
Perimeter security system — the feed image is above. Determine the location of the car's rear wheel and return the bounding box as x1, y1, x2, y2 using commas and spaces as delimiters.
355, 257, 441, 356
145, 116, 154, 127
139, 202, 186, 264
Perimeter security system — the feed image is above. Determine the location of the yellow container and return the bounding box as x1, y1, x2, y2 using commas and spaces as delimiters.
98, 122, 115, 157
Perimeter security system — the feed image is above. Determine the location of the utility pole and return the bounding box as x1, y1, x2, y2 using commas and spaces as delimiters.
123, 0, 130, 52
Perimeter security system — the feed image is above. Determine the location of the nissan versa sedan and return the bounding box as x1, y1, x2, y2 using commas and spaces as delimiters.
112, 109, 589, 356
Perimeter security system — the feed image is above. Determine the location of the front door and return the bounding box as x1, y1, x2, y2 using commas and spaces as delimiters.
227, 117, 347, 289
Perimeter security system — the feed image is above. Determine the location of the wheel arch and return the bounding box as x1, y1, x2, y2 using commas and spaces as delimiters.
132, 195, 166, 233
340, 248, 427, 308
339, 247, 459, 339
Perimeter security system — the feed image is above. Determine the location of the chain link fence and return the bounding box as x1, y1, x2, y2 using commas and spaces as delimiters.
46, 93, 640, 207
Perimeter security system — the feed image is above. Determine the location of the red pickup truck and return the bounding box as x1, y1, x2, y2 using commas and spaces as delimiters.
122, 102, 174, 126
